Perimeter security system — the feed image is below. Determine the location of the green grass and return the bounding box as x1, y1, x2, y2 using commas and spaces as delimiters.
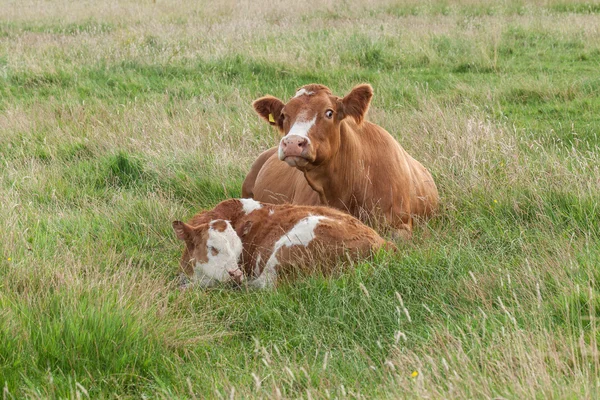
1, 0, 600, 398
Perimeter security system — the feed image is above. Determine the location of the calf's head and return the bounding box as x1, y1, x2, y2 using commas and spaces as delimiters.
253, 84, 373, 170
172, 219, 244, 287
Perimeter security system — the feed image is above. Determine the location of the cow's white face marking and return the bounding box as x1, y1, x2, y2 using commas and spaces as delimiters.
250, 215, 328, 288
193, 220, 243, 286
239, 198, 263, 215
279, 114, 317, 161
294, 88, 314, 98
286, 114, 317, 141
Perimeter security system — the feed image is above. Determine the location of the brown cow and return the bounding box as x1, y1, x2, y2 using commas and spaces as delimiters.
242, 84, 439, 238
172, 198, 391, 289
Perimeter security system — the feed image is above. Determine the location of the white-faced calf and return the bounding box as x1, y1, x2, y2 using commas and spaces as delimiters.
173, 198, 393, 288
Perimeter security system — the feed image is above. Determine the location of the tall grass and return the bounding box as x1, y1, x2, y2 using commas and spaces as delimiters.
1, 0, 599, 397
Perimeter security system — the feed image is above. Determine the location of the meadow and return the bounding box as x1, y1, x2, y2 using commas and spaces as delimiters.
1, 0, 600, 397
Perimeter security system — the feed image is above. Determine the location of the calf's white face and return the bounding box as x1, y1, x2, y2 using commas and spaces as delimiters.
173, 219, 244, 287
201, 220, 244, 283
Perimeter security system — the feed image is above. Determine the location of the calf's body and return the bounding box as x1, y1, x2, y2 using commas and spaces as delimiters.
173, 199, 390, 288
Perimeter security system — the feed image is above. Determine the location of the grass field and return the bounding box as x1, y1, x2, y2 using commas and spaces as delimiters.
1, 0, 600, 397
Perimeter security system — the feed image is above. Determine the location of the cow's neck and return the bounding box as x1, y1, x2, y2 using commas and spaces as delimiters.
304, 120, 365, 210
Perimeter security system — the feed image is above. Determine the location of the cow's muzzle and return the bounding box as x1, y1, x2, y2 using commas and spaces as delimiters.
279, 135, 311, 167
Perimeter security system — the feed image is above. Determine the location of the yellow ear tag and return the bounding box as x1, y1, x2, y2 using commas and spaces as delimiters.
268, 113, 275, 123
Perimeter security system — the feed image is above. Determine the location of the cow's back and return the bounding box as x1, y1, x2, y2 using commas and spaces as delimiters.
242, 147, 278, 199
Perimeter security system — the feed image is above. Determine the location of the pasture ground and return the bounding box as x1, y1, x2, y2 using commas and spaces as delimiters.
1, 0, 600, 398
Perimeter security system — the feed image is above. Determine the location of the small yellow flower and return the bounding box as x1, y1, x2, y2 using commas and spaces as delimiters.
7, 258, 11, 261
493, 200, 498, 204
411, 370, 418, 378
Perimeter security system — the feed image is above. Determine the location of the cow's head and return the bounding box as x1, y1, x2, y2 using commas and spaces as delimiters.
172, 219, 244, 287
253, 84, 373, 170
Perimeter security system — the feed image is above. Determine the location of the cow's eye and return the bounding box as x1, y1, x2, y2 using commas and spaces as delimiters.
325, 109, 334, 119
208, 246, 218, 256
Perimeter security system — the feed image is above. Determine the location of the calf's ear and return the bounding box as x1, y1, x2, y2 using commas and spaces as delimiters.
337, 84, 373, 125
172, 221, 193, 241
236, 220, 253, 237
252, 96, 285, 131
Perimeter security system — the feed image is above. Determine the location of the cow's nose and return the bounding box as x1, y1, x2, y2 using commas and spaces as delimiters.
280, 135, 308, 157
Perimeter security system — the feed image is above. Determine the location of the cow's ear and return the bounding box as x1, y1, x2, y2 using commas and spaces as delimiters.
173, 221, 193, 241
252, 96, 285, 131
338, 84, 373, 125
236, 220, 253, 237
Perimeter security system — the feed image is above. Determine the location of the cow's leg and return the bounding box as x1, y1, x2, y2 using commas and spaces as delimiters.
389, 199, 413, 240
392, 224, 412, 241
247, 266, 277, 289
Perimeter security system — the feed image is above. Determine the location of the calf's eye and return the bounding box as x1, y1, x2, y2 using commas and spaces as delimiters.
325, 110, 333, 119
208, 246, 219, 256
